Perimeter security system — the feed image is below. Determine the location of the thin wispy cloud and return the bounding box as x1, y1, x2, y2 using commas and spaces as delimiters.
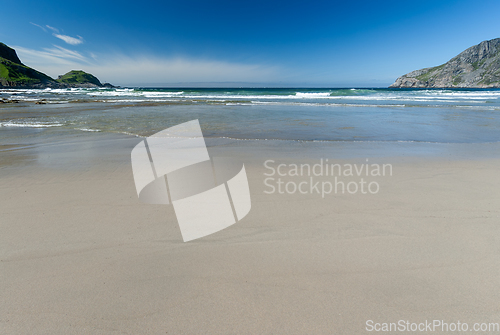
30, 23, 84, 46
24, 21, 280, 84
94, 56, 281, 84
45, 25, 59, 33
14, 45, 91, 67
30, 22, 46, 32
48, 45, 89, 62
54, 34, 84, 45
13, 45, 281, 85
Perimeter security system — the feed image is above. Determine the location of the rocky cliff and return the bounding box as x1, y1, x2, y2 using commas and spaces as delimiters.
390, 38, 500, 88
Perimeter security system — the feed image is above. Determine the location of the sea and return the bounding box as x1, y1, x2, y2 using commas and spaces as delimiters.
1, 87, 500, 145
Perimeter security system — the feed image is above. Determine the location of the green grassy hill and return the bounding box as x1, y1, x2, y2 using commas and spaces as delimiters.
56, 70, 102, 86
0, 42, 56, 87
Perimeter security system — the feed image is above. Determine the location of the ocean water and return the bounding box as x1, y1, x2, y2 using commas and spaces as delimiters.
1, 87, 500, 144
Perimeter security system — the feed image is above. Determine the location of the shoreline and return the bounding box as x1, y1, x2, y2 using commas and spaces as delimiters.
2, 129, 500, 166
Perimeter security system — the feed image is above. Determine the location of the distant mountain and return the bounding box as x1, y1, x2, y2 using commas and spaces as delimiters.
0, 42, 114, 88
390, 38, 500, 88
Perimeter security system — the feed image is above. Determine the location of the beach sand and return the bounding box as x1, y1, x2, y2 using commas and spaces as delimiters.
1, 133, 500, 334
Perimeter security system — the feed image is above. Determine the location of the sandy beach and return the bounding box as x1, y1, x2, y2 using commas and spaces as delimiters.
1, 131, 499, 334
3, 0, 500, 332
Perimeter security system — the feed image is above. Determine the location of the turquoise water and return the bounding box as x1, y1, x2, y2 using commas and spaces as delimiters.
1, 87, 500, 143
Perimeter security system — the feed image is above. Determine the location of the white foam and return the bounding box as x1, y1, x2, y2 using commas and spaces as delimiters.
1, 87, 499, 107
77, 128, 100, 132
0, 121, 64, 128
295, 92, 331, 98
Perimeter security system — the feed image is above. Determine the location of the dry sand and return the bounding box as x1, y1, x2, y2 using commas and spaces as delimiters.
1, 134, 500, 334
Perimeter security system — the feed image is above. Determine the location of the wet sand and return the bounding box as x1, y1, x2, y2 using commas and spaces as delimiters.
1, 133, 500, 334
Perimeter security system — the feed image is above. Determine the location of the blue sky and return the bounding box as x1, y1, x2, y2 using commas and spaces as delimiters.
1, 0, 499, 87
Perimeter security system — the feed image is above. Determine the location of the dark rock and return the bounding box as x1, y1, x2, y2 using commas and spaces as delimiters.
102, 83, 117, 88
